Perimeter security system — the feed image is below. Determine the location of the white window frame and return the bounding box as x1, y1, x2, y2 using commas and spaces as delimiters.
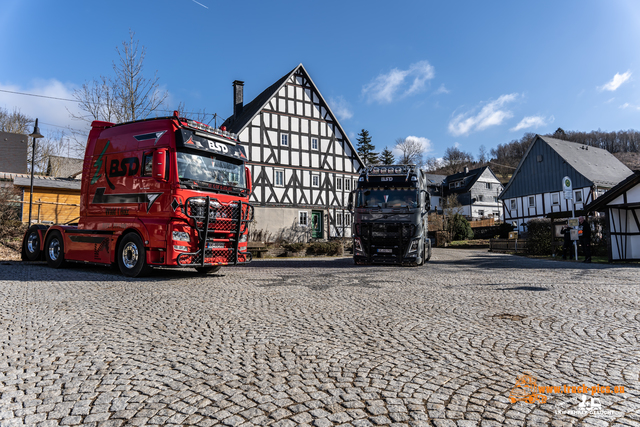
485, 182, 492, 189
510, 199, 517, 210
552, 193, 560, 205
575, 190, 583, 203
312, 174, 319, 187
336, 177, 342, 191
274, 169, 284, 187
298, 211, 308, 226
311, 138, 318, 150
528, 196, 535, 207
345, 178, 351, 191
281, 134, 289, 146
477, 195, 484, 202
345, 213, 351, 226
336, 212, 343, 226
478, 209, 485, 217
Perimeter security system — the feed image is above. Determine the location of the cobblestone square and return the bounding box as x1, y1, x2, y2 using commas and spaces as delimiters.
1, 249, 639, 426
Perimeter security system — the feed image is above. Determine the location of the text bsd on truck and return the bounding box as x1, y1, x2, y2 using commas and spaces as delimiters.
22, 111, 254, 277
350, 165, 431, 265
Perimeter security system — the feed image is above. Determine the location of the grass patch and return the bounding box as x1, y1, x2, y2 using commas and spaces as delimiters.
448, 239, 489, 247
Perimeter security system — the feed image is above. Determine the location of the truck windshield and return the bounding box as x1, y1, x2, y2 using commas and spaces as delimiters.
357, 189, 418, 208
177, 151, 246, 188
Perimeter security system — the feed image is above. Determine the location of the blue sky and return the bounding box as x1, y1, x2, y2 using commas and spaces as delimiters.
1, 0, 640, 162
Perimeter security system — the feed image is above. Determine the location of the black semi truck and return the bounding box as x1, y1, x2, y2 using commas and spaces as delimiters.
349, 164, 431, 265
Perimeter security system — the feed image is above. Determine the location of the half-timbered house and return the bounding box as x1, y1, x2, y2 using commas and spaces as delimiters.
222, 64, 364, 240
500, 135, 633, 232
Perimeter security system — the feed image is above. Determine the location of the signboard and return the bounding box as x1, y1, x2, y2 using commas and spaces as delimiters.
570, 229, 579, 241
562, 176, 573, 200
568, 218, 579, 227
509, 231, 518, 240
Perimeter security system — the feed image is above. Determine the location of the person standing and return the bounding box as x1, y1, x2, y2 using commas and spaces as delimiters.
560, 224, 572, 260
579, 216, 592, 263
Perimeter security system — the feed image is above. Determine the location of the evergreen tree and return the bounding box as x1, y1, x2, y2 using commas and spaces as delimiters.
379, 147, 395, 165
356, 129, 379, 165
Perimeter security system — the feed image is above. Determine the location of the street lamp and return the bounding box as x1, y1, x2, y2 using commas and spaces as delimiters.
27, 119, 44, 226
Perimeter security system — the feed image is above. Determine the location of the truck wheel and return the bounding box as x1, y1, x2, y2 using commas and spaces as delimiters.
45, 231, 66, 269
117, 233, 151, 277
195, 266, 221, 275
23, 226, 42, 261
424, 239, 432, 263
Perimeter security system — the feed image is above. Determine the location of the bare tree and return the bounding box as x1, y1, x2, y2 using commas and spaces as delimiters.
72, 30, 168, 124
423, 156, 443, 172
442, 146, 473, 174
27, 130, 68, 175
478, 145, 488, 164
0, 107, 33, 134
395, 137, 425, 166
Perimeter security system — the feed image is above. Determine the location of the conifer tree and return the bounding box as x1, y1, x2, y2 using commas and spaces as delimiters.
379, 147, 395, 165
356, 129, 379, 165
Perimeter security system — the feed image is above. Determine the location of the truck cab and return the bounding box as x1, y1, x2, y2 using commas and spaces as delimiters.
22, 112, 254, 277
349, 165, 431, 265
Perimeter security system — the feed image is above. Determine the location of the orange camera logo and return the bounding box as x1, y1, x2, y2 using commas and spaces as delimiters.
510, 373, 548, 404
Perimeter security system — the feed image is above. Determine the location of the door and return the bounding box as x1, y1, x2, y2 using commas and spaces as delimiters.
311, 210, 323, 239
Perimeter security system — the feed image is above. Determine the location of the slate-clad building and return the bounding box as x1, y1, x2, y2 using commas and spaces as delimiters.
0, 131, 28, 174
222, 64, 364, 240
500, 135, 633, 231
442, 166, 504, 220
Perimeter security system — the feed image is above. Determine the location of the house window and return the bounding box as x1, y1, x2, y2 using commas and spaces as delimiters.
311, 138, 318, 150
345, 213, 351, 226
575, 191, 583, 202
274, 170, 284, 187
336, 177, 342, 191
299, 211, 308, 226
281, 134, 288, 146
477, 195, 484, 202
552, 193, 560, 205
449, 183, 455, 189
345, 178, 351, 191
336, 212, 343, 226
312, 175, 319, 187
528, 196, 535, 207
485, 182, 491, 189
510, 199, 517, 210
493, 196, 498, 203
478, 210, 485, 217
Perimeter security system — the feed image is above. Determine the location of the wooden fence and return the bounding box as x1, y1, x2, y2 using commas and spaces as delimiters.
489, 238, 528, 253
469, 218, 495, 228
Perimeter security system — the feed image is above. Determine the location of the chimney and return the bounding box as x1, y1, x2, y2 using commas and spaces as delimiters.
233, 80, 244, 120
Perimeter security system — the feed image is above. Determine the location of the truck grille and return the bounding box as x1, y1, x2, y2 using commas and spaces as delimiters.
355, 223, 416, 263
177, 196, 254, 267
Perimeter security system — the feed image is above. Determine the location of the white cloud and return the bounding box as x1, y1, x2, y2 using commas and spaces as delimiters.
448, 93, 519, 136
0, 79, 84, 132
620, 102, 640, 110
599, 71, 632, 92
510, 115, 554, 132
362, 60, 435, 103
391, 135, 432, 158
327, 96, 353, 121
434, 84, 450, 95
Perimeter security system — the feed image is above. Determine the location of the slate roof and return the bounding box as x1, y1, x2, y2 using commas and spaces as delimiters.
13, 175, 81, 190
47, 156, 84, 178
586, 170, 640, 212
221, 63, 364, 167
443, 166, 493, 194
542, 136, 633, 187
222, 67, 294, 134
424, 174, 446, 185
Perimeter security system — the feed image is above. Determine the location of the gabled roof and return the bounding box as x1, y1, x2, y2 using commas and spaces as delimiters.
13, 175, 81, 190
585, 170, 640, 212
443, 166, 496, 194
48, 156, 84, 178
501, 135, 633, 198
424, 173, 446, 185
222, 63, 364, 167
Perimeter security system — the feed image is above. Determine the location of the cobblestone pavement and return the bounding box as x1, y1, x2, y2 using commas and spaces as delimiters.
1, 249, 639, 427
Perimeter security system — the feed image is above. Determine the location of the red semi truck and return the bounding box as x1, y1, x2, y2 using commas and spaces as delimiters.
21, 111, 254, 277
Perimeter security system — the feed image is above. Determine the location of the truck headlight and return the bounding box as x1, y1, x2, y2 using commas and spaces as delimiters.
354, 237, 364, 253
408, 238, 420, 253
172, 231, 191, 242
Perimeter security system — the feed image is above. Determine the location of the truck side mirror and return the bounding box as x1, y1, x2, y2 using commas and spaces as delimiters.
245, 166, 252, 194
421, 190, 430, 216
153, 149, 168, 181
